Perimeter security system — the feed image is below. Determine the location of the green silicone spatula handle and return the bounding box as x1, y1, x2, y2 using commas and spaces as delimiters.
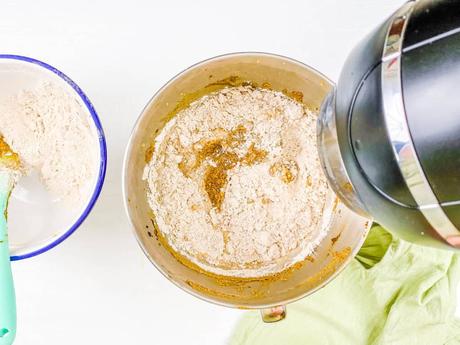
0, 175, 16, 345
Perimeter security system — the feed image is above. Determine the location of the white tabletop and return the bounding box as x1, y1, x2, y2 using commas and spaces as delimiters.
4, 1, 457, 344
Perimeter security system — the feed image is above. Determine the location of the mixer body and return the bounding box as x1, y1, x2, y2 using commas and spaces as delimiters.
319, 0, 460, 248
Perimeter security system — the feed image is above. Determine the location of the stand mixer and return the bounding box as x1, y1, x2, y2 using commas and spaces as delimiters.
318, 0, 460, 249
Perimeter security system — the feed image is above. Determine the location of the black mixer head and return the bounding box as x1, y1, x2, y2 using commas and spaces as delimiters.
318, 0, 460, 248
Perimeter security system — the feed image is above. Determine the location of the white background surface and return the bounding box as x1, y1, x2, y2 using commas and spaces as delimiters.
2, 1, 452, 344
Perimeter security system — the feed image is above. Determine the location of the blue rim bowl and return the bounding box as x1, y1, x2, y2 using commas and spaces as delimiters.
0, 54, 107, 261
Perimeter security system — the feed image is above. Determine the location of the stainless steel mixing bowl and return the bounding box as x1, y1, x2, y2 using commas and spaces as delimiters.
123, 52, 371, 321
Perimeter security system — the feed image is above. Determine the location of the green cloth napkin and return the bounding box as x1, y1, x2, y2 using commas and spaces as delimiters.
230, 226, 460, 345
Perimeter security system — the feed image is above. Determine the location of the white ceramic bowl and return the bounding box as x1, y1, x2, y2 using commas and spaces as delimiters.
0, 55, 107, 260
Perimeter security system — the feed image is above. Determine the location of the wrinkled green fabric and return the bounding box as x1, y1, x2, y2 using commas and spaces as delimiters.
230, 226, 460, 345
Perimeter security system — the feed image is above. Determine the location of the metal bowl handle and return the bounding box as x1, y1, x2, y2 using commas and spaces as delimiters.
260, 305, 286, 323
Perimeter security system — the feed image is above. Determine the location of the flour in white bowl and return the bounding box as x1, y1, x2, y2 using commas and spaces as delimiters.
0, 81, 98, 204
144, 85, 331, 278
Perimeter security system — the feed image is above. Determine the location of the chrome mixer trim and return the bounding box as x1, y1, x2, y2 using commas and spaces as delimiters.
318, 88, 369, 218
381, 0, 460, 241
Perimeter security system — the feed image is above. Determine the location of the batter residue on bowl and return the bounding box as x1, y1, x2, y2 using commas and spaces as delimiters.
143, 85, 331, 277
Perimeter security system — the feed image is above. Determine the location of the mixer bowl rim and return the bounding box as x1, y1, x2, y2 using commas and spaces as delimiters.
122, 51, 370, 308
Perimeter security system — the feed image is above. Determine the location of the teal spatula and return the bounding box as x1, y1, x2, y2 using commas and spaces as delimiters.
0, 138, 21, 345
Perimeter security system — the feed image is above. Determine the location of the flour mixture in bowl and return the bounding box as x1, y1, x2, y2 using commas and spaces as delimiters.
0, 81, 97, 204
144, 85, 331, 278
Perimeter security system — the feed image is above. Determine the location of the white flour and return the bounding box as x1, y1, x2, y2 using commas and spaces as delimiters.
144, 86, 331, 277
0, 81, 97, 204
